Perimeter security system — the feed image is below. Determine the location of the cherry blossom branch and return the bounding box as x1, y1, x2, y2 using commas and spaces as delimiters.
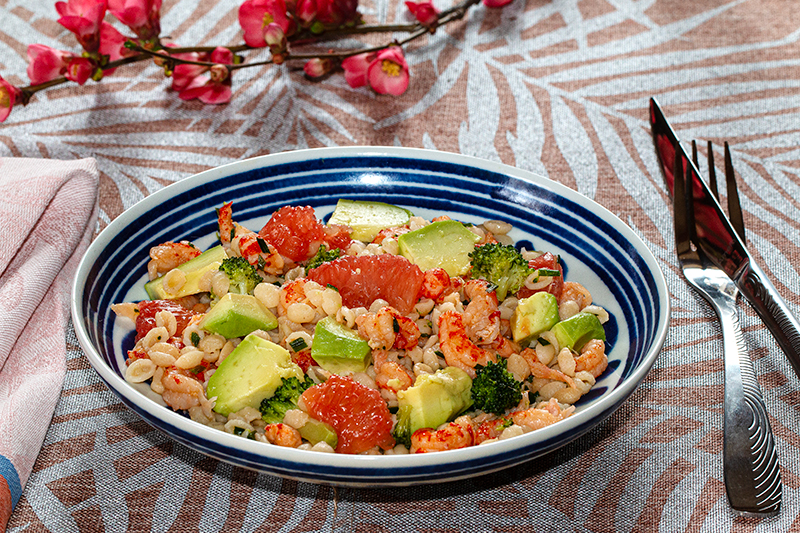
16, 53, 149, 105
0, 0, 510, 121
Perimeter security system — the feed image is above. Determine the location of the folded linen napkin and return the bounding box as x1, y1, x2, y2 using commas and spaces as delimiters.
0, 158, 98, 531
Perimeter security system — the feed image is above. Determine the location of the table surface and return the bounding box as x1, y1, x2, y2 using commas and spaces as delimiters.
3, 0, 800, 531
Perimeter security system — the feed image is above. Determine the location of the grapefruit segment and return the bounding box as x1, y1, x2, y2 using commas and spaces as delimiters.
306, 254, 424, 315
300, 375, 395, 454
258, 205, 351, 262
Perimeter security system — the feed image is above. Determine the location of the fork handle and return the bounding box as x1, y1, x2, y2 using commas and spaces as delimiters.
714, 298, 782, 515
737, 260, 800, 379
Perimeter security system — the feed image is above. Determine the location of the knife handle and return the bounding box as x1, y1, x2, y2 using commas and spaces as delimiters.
738, 261, 800, 380
716, 297, 781, 515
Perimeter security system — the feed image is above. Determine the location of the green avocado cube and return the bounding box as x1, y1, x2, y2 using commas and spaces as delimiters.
510, 292, 560, 346
396, 366, 473, 435
298, 418, 338, 448
199, 293, 278, 339
145, 245, 227, 300
551, 312, 605, 352
311, 316, 372, 374
327, 199, 413, 242
397, 219, 481, 277
206, 333, 303, 416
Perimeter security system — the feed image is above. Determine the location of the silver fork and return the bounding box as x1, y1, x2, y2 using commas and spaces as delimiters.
673, 143, 781, 515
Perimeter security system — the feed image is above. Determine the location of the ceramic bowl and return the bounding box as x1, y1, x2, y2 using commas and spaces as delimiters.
72, 147, 669, 486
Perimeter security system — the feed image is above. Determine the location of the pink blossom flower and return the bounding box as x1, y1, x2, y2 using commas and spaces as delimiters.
239, 0, 292, 48
27, 44, 72, 85
108, 0, 162, 40
172, 47, 234, 105
482, 0, 513, 7
66, 57, 96, 84
99, 21, 131, 63
0, 77, 22, 123
27, 44, 98, 85
367, 47, 409, 95
315, 0, 359, 26
341, 52, 375, 88
171, 51, 208, 91
405, 0, 439, 27
55, 0, 107, 53
303, 57, 333, 78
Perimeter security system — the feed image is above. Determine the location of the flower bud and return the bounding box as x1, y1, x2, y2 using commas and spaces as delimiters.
264, 22, 288, 56
209, 64, 229, 83
296, 0, 318, 25
303, 58, 333, 78
405, 1, 439, 28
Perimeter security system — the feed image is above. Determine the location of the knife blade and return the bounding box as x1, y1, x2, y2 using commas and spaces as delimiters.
650, 97, 800, 380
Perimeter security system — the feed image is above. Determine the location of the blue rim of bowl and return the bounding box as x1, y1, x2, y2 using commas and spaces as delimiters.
71, 146, 670, 485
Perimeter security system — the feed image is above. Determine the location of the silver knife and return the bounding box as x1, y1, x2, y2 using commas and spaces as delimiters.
650, 98, 800, 380
651, 98, 782, 515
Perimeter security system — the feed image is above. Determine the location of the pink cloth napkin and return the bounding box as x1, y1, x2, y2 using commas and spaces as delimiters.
0, 158, 98, 531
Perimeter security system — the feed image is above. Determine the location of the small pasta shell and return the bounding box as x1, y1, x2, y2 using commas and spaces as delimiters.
125, 358, 156, 383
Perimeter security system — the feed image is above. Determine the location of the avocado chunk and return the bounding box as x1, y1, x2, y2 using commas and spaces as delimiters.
328, 199, 413, 242
207, 333, 303, 416
298, 418, 338, 448
510, 292, 560, 346
393, 367, 473, 446
397, 219, 481, 276
145, 245, 227, 300
199, 293, 278, 339
311, 316, 372, 373
551, 312, 606, 352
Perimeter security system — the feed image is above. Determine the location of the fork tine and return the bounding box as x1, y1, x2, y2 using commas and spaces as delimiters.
707, 141, 720, 201
673, 150, 694, 258
724, 142, 747, 245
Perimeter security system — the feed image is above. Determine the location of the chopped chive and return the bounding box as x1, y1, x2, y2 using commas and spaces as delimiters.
289, 337, 308, 352
257, 255, 267, 271
326, 283, 339, 292
256, 237, 270, 254
392, 317, 400, 333
434, 350, 444, 358
190, 364, 205, 375
538, 337, 550, 346
190, 332, 200, 346
537, 269, 560, 277
229, 228, 235, 242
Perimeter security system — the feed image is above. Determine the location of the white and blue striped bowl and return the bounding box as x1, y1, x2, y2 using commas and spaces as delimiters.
72, 147, 669, 486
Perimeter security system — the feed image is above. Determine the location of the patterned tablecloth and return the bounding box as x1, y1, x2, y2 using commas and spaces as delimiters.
2, 0, 800, 531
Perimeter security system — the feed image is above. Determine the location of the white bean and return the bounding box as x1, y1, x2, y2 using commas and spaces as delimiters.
254, 282, 281, 309
211, 270, 230, 298
287, 303, 316, 323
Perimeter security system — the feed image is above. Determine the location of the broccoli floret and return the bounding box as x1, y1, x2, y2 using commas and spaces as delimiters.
259, 375, 315, 425
468, 243, 532, 301
470, 359, 523, 416
305, 245, 342, 274
219, 256, 262, 295
393, 404, 414, 449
